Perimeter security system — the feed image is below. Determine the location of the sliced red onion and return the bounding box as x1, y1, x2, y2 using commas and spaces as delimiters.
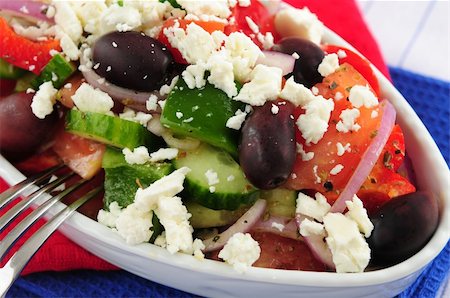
251, 215, 300, 240
295, 214, 335, 269
256, 50, 295, 76
202, 199, 267, 252
79, 56, 164, 112
0, 0, 53, 23
330, 100, 397, 213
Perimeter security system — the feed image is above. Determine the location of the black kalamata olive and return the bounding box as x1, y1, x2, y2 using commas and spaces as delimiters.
368, 191, 439, 266
274, 37, 325, 88
92, 31, 173, 91
0, 92, 59, 161
239, 101, 296, 189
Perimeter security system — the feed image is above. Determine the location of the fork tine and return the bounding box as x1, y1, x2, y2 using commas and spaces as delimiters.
0, 164, 65, 209
0, 186, 102, 296
0, 171, 76, 233
0, 178, 89, 261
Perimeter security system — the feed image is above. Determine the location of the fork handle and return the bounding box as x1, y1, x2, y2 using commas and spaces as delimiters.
0, 186, 102, 297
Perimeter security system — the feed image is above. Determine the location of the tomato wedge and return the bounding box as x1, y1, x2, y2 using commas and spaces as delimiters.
286, 63, 382, 203
158, 18, 226, 64
322, 44, 380, 97
0, 17, 61, 74
53, 130, 105, 179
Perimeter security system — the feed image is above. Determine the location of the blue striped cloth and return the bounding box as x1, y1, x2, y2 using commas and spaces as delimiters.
7, 67, 450, 297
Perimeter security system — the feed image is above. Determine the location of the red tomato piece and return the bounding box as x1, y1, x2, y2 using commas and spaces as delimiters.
158, 18, 226, 64
322, 44, 381, 97
251, 231, 328, 271
0, 17, 61, 74
286, 63, 382, 203
52, 130, 106, 179
225, 0, 280, 48
14, 149, 61, 176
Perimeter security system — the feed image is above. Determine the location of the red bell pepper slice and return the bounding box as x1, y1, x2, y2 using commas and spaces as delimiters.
0, 17, 61, 74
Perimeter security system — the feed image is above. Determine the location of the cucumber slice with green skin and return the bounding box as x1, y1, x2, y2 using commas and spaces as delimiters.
174, 143, 257, 211
259, 188, 297, 218
186, 201, 248, 228
160, 80, 244, 157
66, 109, 160, 149
102, 147, 174, 208
31, 54, 76, 89
0, 58, 26, 79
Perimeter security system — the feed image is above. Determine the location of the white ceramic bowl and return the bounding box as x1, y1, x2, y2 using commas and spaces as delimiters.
1, 3, 449, 298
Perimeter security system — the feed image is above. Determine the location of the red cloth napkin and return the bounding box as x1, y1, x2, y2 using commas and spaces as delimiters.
0, 0, 389, 275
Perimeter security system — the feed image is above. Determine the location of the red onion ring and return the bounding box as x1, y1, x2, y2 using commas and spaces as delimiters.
202, 199, 267, 252
251, 215, 300, 240
0, 0, 53, 23
330, 100, 396, 213
79, 56, 164, 113
256, 50, 295, 76
295, 214, 335, 269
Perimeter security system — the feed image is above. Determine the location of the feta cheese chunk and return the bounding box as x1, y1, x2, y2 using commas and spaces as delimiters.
279, 77, 315, 107
299, 218, 326, 237
123, 146, 151, 165
226, 109, 247, 130
71, 83, 114, 113
234, 64, 282, 106
346, 195, 374, 238
323, 213, 371, 273
296, 192, 331, 222
150, 148, 179, 162
296, 96, 334, 144
177, 0, 232, 18
115, 203, 154, 245
274, 7, 324, 45
31, 81, 58, 119
336, 108, 361, 133
348, 85, 379, 108
218, 233, 261, 273
318, 53, 339, 77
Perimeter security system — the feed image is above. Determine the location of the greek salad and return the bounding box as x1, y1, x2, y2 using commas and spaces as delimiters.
0, 0, 439, 274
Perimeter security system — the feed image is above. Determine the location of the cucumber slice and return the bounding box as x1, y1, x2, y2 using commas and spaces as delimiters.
160, 80, 244, 156
31, 54, 76, 89
259, 188, 297, 218
174, 143, 257, 211
0, 58, 26, 79
66, 109, 160, 149
102, 147, 174, 208
186, 201, 248, 228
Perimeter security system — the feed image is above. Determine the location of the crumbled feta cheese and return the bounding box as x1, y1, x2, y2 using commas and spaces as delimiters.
296, 192, 331, 222
134, 167, 191, 213
336, 142, 351, 156
238, 0, 251, 7
176, 111, 184, 119
323, 213, 371, 273
156, 196, 194, 254
271, 222, 285, 232
207, 51, 238, 97
205, 169, 220, 186
234, 65, 282, 106
177, 0, 232, 18
154, 231, 167, 248
182, 64, 207, 89
71, 83, 114, 113
150, 148, 179, 162
193, 238, 205, 260
31, 81, 58, 119
274, 7, 324, 45
292, 52, 300, 59
334, 91, 344, 101
245, 16, 259, 34
225, 32, 263, 81
218, 233, 261, 273
98, 4, 142, 35
296, 96, 334, 144
313, 165, 321, 184
279, 77, 315, 107
226, 109, 247, 130
115, 203, 154, 245
371, 110, 379, 118
146, 95, 159, 111
348, 85, 379, 108
336, 108, 361, 133
97, 201, 123, 228
296, 143, 314, 161
346, 195, 374, 238
123, 146, 151, 165
330, 164, 344, 175
119, 108, 153, 126
160, 76, 179, 96
26, 88, 35, 94
318, 53, 339, 77
299, 218, 326, 237
271, 103, 280, 114
54, 1, 83, 42
337, 49, 347, 58
311, 86, 319, 95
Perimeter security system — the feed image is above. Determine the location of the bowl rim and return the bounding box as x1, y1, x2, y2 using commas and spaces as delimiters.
0, 0, 449, 290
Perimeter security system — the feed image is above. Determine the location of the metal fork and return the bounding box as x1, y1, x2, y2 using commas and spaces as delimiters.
0, 165, 102, 297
